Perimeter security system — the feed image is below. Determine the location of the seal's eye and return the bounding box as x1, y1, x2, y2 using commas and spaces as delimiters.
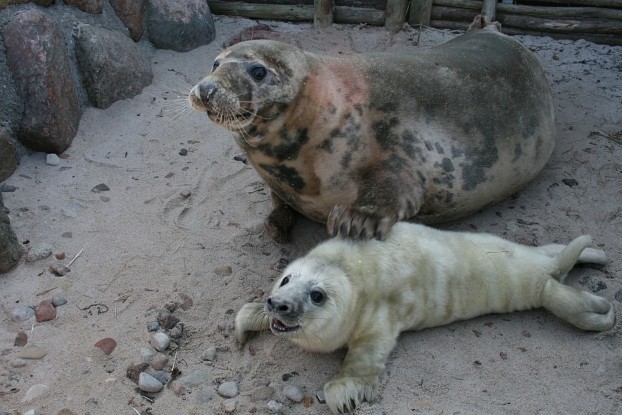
279, 276, 290, 287
249, 65, 267, 81
212, 61, 220, 72
310, 289, 326, 305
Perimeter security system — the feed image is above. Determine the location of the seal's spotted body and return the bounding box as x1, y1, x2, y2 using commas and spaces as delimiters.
190, 27, 555, 241
235, 222, 616, 413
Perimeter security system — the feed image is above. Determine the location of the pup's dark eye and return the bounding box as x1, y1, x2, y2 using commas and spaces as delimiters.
249, 65, 267, 81
212, 61, 220, 71
310, 289, 325, 305
279, 276, 290, 287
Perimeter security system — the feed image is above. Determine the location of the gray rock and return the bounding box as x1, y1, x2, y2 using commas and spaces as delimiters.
146, 0, 215, 52
267, 400, 284, 413
17, 344, 47, 360
0, 195, 21, 273
151, 332, 170, 352
138, 372, 163, 393
615, 289, 622, 303
11, 306, 34, 322
147, 321, 160, 332
51, 295, 67, 307
2, 10, 80, 153
151, 370, 169, 384
26, 243, 53, 262
316, 390, 326, 403
63, 0, 104, 14
22, 383, 49, 402
223, 399, 237, 413
169, 322, 184, 339
282, 385, 304, 403
9, 357, 27, 368
0, 131, 19, 182
151, 353, 169, 370
74, 24, 153, 109
201, 345, 217, 361
218, 381, 239, 398
46, 154, 60, 166
109, 0, 146, 41
140, 346, 157, 362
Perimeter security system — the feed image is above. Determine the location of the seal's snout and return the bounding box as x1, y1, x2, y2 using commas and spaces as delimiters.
266, 296, 296, 315
197, 81, 217, 105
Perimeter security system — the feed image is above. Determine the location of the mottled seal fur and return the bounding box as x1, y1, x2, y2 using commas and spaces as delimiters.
190, 26, 555, 241
235, 222, 615, 413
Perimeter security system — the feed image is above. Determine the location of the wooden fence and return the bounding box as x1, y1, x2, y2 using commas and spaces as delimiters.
206, 0, 622, 45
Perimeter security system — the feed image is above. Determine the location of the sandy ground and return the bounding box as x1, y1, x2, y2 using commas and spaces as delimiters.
1, 16, 621, 415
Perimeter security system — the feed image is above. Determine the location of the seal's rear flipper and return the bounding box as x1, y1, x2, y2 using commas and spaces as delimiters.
467, 15, 502, 32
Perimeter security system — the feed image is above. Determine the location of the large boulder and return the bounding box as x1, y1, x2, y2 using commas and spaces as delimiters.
0, 130, 19, 182
146, 0, 215, 52
109, 0, 147, 41
2, 9, 81, 153
74, 24, 153, 109
0, 193, 21, 274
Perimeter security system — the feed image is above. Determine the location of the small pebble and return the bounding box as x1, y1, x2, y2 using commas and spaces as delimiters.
164, 302, 177, 312
201, 345, 217, 361
104, 360, 117, 373
140, 346, 157, 362
179, 148, 188, 156
0, 183, 17, 192
22, 383, 49, 402
157, 309, 180, 329
62, 232, 72, 238
49, 264, 70, 276
169, 323, 184, 339
46, 154, 60, 166
283, 385, 304, 402
15, 331, 28, 346
218, 381, 239, 398
579, 276, 607, 292
152, 370, 169, 384
151, 353, 169, 370
615, 289, 622, 303
138, 372, 164, 393
267, 400, 284, 413
214, 266, 233, 276
26, 243, 53, 262
180, 191, 191, 199
562, 178, 578, 187
35, 300, 56, 322
316, 390, 326, 404
17, 345, 47, 359
151, 332, 170, 351
233, 154, 247, 164
223, 399, 237, 413
91, 183, 110, 193
94, 338, 117, 355
9, 357, 27, 368
54, 252, 66, 260
147, 321, 160, 332
11, 306, 34, 322
51, 295, 67, 307
126, 362, 150, 383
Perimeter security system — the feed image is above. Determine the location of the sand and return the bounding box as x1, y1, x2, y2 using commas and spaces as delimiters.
1, 16, 621, 415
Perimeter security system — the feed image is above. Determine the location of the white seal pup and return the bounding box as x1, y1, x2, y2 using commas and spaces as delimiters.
235, 222, 615, 413
189, 23, 555, 242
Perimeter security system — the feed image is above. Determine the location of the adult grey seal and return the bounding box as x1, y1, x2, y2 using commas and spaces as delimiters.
190, 24, 555, 241
235, 222, 615, 413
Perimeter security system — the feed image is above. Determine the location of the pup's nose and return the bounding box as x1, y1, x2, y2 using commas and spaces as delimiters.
196, 81, 217, 105
267, 296, 295, 314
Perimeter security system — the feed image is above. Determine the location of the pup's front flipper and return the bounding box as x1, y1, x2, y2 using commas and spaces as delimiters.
234, 302, 271, 347
324, 331, 398, 413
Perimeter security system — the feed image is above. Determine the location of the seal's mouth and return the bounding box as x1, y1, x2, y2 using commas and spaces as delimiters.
270, 318, 300, 334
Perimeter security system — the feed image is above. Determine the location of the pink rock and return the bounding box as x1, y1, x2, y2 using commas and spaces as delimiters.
35, 300, 56, 322
94, 337, 117, 355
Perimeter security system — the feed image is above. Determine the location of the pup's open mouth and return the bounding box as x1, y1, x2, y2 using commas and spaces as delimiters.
270, 318, 300, 333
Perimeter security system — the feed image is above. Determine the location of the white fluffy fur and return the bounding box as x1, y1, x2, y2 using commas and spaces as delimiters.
235, 222, 616, 413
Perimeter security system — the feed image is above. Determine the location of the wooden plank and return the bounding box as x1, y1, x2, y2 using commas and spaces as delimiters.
315, 0, 334, 27
498, 14, 622, 33
207, 1, 314, 21
334, 6, 386, 24
385, 0, 410, 31
409, 0, 434, 25
515, 0, 622, 8
481, 0, 496, 20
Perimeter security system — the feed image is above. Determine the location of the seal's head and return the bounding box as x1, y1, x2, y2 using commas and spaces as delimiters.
265, 257, 356, 353
189, 40, 311, 132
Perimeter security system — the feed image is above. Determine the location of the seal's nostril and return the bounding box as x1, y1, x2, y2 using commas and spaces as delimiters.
198, 82, 217, 103
267, 297, 272, 306
277, 304, 289, 312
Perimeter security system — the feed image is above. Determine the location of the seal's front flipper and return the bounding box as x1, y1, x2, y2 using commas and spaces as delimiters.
264, 191, 298, 243
234, 302, 270, 347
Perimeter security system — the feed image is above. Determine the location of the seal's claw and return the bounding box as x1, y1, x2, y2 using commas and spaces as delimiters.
234, 302, 271, 347
264, 199, 298, 243
327, 205, 397, 241
324, 375, 379, 414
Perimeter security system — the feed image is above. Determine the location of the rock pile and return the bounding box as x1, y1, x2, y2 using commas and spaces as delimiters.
0, 0, 216, 273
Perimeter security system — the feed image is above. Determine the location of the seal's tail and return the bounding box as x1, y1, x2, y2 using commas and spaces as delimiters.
545, 235, 608, 281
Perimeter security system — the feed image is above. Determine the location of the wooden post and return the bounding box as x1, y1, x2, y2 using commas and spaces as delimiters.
409, 0, 434, 26
314, 0, 334, 28
385, 0, 410, 32
481, 0, 497, 21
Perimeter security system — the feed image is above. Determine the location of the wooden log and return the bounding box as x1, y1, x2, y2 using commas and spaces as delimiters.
434, 0, 622, 20
334, 6, 385, 24
207, 1, 314, 21
432, 5, 478, 21
315, 0, 334, 27
409, 0, 434, 25
515, 0, 622, 8
385, 0, 409, 31
481, 0, 496, 20
498, 14, 622, 34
